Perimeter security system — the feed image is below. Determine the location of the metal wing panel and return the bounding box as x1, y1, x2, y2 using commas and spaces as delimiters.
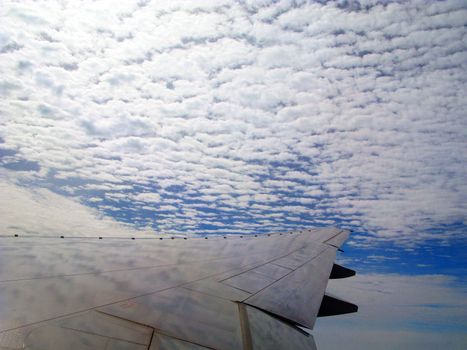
23, 312, 154, 350
0, 228, 352, 349
246, 263, 292, 280
270, 244, 328, 270
182, 278, 251, 301
243, 246, 337, 329
152, 333, 211, 349
245, 305, 317, 350
98, 287, 244, 350
323, 229, 350, 248
221, 270, 277, 294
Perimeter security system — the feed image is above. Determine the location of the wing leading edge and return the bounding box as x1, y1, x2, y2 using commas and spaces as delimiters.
0, 227, 357, 349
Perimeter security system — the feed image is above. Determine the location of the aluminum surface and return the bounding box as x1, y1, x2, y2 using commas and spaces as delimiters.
222, 270, 276, 294
0, 227, 351, 349
244, 247, 338, 329
246, 305, 317, 350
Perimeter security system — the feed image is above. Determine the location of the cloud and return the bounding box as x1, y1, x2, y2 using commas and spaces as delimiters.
0, 0, 466, 243
133, 192, 161, 203
0, 170, 147, 237
314, 272, 467, 349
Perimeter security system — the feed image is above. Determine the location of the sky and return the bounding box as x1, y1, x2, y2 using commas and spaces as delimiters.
0, 0, 466, 348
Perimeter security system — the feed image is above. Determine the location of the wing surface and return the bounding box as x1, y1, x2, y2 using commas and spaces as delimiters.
0, 227, 356, 349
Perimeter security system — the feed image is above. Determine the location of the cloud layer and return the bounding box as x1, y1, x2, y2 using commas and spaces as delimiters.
0, 170, 144, 237
0, 0, 466, 243
314, 272, 467, 349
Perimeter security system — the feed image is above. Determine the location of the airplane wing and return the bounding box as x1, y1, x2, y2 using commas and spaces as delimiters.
0, 227, 357, 350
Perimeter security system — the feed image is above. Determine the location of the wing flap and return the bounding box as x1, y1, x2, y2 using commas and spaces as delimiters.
97, 287, 244, 350
152, 333, 210, 349
244, 305, 317, 350
0, 311, 154, 350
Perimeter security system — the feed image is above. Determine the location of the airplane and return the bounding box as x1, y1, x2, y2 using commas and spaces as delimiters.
0, 227, 357, 349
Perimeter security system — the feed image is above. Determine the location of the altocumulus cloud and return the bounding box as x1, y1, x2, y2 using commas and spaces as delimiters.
0, 0, 466, 244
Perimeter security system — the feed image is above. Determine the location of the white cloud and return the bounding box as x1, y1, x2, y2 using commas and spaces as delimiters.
0, 0, 465, 241
314, 273, 467, 349
0, 171, 146, 237
133, 192, 161, 203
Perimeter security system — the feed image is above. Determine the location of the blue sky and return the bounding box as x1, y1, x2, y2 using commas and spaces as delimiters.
0, 0, 466, 348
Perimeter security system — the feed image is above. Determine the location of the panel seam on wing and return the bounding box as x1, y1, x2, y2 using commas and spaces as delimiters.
242, 247, 335, 302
